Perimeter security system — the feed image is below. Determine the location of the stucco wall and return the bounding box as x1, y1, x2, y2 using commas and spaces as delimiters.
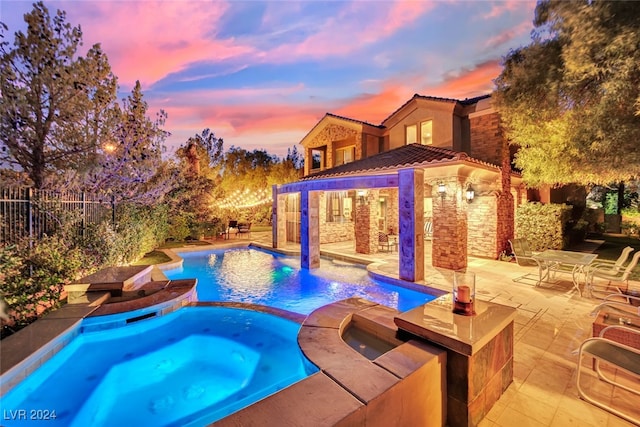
387, 105, 455, 150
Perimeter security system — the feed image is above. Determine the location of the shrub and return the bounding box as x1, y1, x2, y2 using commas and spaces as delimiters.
0, 235, 95, 330
515, 202, 573, 251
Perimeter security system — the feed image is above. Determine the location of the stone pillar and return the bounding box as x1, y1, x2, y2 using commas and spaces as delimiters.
399, 169, 424, 282
272, 186, 287, 249
496, 138, 514, 257
301, 190, 320, 269
355, 190, 379, 254
432, 178, 467, 270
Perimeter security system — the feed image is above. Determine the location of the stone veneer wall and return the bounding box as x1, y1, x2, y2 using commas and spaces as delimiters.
432, 178, 467, 270
469, 112, 502, 166
469, 111, 516, 258
318, 192, 355, 244
355, 190, 379, 254
305, 124, 362, 175
447, 323, 514, 427
382, 188, 399, 234
496, 133, 515, 256
467, 196, 497, 259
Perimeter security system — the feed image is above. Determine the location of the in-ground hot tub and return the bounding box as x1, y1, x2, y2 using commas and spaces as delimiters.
0, 305, 317, 426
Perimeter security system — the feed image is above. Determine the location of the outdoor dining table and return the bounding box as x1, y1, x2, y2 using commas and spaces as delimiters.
532, 250, 598, 296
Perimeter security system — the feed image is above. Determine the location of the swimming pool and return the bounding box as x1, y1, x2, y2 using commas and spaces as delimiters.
164, 248, 435, 314
0, 306, 317, 426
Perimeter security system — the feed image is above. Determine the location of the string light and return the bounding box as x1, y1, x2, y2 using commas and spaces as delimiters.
217, 188, 273, 209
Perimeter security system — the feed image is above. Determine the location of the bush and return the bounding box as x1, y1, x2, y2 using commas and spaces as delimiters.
515, 202, 573, 251
167, 213, 193, 242
0, 235, 96, 330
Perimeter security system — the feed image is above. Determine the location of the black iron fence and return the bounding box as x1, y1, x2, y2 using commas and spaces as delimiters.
0, 187, 115, 244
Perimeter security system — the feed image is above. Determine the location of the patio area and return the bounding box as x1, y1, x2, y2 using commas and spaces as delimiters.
244, 231, 639, 427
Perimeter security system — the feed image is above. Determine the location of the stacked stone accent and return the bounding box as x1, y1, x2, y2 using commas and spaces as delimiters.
354, 190, 379, 254
467, 195, 497, 259
305, 124, 362, 175
272, 189, 287, 248
432, 178, 467, 270
318, 192, 356, 244
469, 112, 502, 166
496, 135, 514, 257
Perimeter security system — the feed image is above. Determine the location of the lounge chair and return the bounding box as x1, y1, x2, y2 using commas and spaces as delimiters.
509, 238, 548, 285
588, 251, 640, 297
575, 324, 640, 425
378, 232, 398, 253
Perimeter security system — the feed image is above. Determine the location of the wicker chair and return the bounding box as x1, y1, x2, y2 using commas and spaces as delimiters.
378, 232, 398, 253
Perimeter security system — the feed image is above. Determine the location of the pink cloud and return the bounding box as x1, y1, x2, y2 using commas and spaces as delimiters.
69, 1, 256, 86
481, 0, 536, 20
267, 0, 435, 62
421, 60, 502, 99
484, 20, 533, 49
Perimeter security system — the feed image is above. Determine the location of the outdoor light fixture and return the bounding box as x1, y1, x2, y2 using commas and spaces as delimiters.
466, 184, 475, 203
437, 182, 446, 201
357, 189, 368, 205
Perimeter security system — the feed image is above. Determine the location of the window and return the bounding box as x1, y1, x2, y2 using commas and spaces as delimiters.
326, 191, 354, 223
311, 148, 325, 171
406, 124, 417, 144
421, 120, 433, 145
335, 146, 355, 166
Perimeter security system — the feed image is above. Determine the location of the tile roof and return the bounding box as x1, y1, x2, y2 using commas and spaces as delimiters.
381, 93, 492, 125
302, 143, 498, 180
324, 112, 384, 129
299, 112, 384, 145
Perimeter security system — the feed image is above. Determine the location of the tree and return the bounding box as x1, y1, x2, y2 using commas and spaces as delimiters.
494, 0, 640, 187
0, 2, 118, 188
175, 128, 224, 178
85, 81, 174, 204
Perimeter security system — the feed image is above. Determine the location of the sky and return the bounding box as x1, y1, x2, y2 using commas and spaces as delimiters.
1, 0, 538, 158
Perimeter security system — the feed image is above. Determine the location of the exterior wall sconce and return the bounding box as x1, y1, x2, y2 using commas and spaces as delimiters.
437, 182, 446, 201
357, 189, 368, 205
466, 185, 475, 203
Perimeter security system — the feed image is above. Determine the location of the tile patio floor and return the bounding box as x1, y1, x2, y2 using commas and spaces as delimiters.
215, 232, 640, 427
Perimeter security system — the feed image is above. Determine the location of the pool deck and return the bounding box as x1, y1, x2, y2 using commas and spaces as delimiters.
236, 231, 639, 427
2, 232, 638, 426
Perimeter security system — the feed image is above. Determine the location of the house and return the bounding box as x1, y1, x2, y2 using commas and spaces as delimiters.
271, 94, 527, 282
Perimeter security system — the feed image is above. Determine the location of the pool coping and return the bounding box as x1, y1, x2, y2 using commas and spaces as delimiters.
0, 245, 448, 424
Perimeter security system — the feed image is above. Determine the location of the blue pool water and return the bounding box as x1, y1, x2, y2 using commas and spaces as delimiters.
164, 248, 435, 314
0, 306, 317, 426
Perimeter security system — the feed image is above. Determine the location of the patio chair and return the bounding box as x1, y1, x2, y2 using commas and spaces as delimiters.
378, 232, 398, 253
575, 324, 640, 425
588, 251, 640, 298
424, 218, 433, 240
226, 220, 238, 239
587, 246, 634, 279
509, 238, 548, 285
237, 223, 252, 238
586, 246, 634, 297
590, 293, 640, 318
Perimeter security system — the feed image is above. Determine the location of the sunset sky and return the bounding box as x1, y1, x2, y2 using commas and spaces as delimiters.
1, 0, 537, 158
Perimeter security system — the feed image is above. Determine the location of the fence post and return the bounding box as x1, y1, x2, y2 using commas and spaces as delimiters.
27, 187, 33, 248
111, 195, 116, 226
81, 191, 86, 239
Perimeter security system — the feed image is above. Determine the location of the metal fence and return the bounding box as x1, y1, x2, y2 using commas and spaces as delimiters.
0, 187, 115, 244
